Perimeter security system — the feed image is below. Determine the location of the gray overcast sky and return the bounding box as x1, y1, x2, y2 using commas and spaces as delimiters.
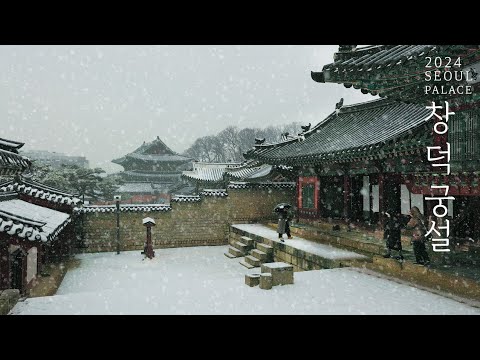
0, 45, 372, 173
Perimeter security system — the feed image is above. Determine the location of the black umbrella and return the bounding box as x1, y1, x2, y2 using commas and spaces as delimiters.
274, 203, 292, 212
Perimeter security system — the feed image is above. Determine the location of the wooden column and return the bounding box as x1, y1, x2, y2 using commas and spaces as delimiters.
378, 173, 384, 227
0, 241, 9, 290
343, 175, 350, 220
316, 177, 321, 218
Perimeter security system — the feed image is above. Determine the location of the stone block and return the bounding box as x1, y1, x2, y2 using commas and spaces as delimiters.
245, 273, 261, 287
259, 273, 273, 290
261, 262, 294, 286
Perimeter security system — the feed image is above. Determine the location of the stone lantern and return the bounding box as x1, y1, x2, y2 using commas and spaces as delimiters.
142, 217, 156, 259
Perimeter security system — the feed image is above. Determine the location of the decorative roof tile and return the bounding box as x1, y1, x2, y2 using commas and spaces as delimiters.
0, 178, 82, 206
227, 182, 296, 189
75, 204, 172, 213
201, 189, 228, 197
0, 149, 31, 175
171, 195, 201, 202
0, 194, 71, 242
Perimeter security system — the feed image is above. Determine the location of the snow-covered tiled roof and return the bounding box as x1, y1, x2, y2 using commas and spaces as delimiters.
0, 149, 31, 175
227, 163, 273, 180
0, 195, 71, 242
0, 137, 25, 152
0, 178, 82, 206
171, 195, 201, 202
201, 189, 228, 197
75, 204, 172, 213
182, 160, 274, 182
227, 181, 296, 189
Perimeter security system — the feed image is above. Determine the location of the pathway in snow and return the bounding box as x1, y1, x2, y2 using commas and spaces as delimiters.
10, 246, 480, 315
232, 223, 367, 260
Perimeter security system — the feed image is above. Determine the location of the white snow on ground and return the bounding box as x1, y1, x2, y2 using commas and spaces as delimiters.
232, 223, 367, 260
10, 246, 480, 315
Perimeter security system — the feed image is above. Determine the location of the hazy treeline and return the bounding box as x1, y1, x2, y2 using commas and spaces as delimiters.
183, 122, 303, 162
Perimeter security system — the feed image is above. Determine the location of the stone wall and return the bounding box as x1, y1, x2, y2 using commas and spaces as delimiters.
81, 187, 296, 253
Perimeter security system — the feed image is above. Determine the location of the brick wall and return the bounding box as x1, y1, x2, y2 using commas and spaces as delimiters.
82, 187, 295, 253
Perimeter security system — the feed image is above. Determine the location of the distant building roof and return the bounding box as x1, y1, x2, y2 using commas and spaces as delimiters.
112, 136, 192, 166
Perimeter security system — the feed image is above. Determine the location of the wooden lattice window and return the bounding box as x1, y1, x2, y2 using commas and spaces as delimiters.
302, 184, 315, 209
449, 110, 480, 161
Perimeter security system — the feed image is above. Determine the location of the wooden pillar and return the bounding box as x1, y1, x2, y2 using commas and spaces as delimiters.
378, 173, 384, 227
0, 241, 9, 290
316, 177, 321, 218
343, 175, 350, 220
297, 176, 303, 211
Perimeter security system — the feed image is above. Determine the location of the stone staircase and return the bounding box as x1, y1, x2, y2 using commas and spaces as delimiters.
224, 235, 274, 269
240, 242, 274, 269
224, 235, 254, 258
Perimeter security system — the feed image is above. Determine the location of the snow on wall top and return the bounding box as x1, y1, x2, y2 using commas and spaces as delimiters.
227, 182, 296, 189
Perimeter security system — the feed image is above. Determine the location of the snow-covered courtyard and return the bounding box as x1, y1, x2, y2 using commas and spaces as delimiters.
10, 245, 480, 315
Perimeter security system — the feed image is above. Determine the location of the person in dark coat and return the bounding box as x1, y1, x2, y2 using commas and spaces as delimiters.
406, 206, 430, 265
383, 209, 404, 260
277, 207, 292, 242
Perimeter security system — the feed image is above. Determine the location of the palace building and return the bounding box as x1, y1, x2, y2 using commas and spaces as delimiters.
245, 45, 480, 256
112, 136, 195, 203
0, 139, 81, 295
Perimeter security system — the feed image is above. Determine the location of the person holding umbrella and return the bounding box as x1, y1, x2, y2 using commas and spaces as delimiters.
275, 203, 293, 242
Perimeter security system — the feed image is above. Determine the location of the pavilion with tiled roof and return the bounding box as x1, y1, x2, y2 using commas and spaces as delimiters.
245, 98, 435, 221
306, 45, 480, 244
112, 136, 194, 203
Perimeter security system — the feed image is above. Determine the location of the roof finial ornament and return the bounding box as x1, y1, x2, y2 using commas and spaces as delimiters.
255, 138, 266, 145
335, 98, 344, 115
338, 45, 357, 52
156, 136, 160, 140
281, 132, 290, 141
300, 123, 311, 134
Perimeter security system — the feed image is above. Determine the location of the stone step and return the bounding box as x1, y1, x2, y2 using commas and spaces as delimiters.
232, 241, 249, 252
245, 255, 262, 267
256, 243, 273, 255
224, 252, 237, 259
251, 249, 268, 262
245, 273, 261, 287
228, 246, 245, 257
239, 259, 256, 269
239, 236, 254, 247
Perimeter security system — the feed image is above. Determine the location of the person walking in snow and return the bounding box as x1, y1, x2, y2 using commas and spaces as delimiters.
382, 209, 404, 260
277, 206, 293, 242
406, 206, 430, 265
